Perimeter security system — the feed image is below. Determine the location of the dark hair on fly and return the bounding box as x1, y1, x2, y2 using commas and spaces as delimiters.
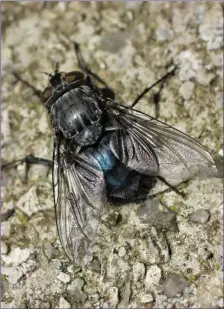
42, 62, 63, 88
49, 62, 63, 88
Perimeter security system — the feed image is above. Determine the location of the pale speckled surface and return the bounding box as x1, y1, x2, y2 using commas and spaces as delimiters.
1, 2, 223, 308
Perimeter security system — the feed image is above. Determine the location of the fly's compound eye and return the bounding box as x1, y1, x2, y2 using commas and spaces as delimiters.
64, 71, 85, 83
42, 87, 52, 103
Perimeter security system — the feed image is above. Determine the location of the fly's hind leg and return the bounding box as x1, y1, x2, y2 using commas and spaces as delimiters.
74, 42, 115, 100
157, 176, 186, 198
2, 155, 52, 182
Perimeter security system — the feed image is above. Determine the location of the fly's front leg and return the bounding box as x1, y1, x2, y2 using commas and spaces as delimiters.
2, 155, 52, 183
131, 66, 177, 117
74, 42, 115, 99
13, 72, 42, 99
2, 155, 52, 169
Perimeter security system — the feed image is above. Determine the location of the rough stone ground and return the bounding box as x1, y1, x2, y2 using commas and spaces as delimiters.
1, 2, 223, 308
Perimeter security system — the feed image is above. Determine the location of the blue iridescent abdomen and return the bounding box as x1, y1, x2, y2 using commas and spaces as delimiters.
92, 136, 132, 189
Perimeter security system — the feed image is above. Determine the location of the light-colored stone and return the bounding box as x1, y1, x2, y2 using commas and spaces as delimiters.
2, 247, 33, 266
189, 209, 210, 224
17, 183, 52, 216
145, 265, 162, 291
106, 286, 119, 307
137, 199, 177, 231
1, 241, 8, 255
199, 17, 223, 50
57, 272, 71, 284
196, 68, 215, 86
179, 81, 194, 100
216, 92, 222, 109
156, 27, 174, 42
59, 297, 71, 309
175, 50, 201, 81
2, 267, 23, 285
133, 262, 145, 283
162, 273, 188, 298
1, 221, 11, 238
67, 278, 87, 304
137, 292, 154, 305
118, 246, 126, 258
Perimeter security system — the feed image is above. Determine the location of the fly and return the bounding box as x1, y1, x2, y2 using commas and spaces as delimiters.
2, 42, 217, 263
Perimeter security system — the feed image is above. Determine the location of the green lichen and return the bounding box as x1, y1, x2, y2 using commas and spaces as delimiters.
169, 205, 178, 213
17, 211, 28, 225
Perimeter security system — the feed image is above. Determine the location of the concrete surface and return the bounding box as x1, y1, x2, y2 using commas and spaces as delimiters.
1, 2, 223, 308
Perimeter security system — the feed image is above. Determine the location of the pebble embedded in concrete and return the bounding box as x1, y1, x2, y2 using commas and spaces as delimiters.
2, 266, 23, 285
199, 16, 223, 50
1, 241, 8, 255
17, 184, 52, 216
189, 209, 210, 224
67, 278, 87, 304
59, 297, 71, 309
137, 199, 177, 231
145, 265, 162, 291
99, 32, 130, 53
175, 50, 201, 81
44, 241, 58, 260
106, 286, 119, 307
120, 280, 131, 305
133, 261, 146, 283
216, 92, 222, 109
118, 246, 126, 258
1, 221, 11, 238
57, 272, 71, 284
179, 81, 194, 100
196, 68, 215, 86
156, 27, 174, 42
2, 247, 33, 266
162, 273, 188, 298
137, 292, 154, 308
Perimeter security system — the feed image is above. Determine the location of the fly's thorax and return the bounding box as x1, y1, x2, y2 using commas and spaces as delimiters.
50, 86, 103, 146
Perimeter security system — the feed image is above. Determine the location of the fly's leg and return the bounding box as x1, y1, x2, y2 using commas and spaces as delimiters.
151, 81, 164, 119
74, 41, 109, 87
2, 156, 52, 218
131, 67, 186, 197
13, 72, 42, 99
2, 155, 52, 169
74, 42, 115, 99
157, 176, 186, 198
100, 87, 115, 100
1, 208, 15, 221
2, 155, 52, 182
131, 66, 177, 117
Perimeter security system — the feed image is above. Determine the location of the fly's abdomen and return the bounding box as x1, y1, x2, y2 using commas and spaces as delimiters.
51, 86, 103, 146
92, 138, 142, 200
93, 146, 117, 172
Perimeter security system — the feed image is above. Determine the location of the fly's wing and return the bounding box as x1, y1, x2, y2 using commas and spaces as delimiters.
53, 140, 106, 263
108, 104, 217, 184
110, 127, 159, 176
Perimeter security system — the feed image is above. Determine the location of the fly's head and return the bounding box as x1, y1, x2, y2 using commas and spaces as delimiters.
41, 64, 87, 110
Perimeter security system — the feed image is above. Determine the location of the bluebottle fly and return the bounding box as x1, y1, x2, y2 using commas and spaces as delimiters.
2, 42, 217, 263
